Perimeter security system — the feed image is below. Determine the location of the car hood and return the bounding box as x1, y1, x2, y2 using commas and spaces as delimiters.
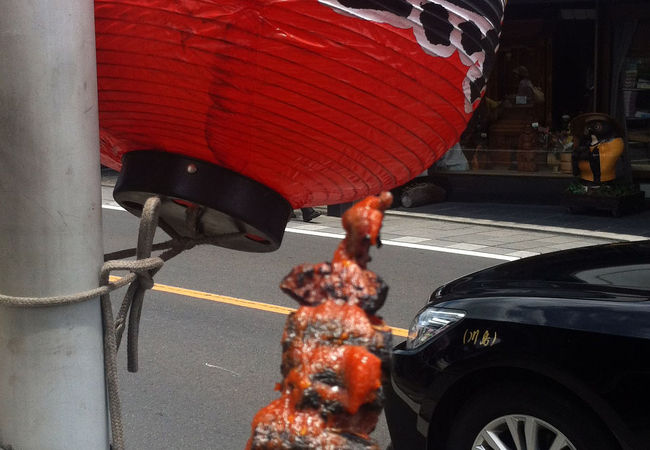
432, 240, 650, 303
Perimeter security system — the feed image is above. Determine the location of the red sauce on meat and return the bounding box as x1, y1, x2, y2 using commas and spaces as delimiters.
247, 192, 393, 450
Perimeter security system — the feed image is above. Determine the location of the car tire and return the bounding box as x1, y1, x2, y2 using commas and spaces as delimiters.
445, 383, 617, 450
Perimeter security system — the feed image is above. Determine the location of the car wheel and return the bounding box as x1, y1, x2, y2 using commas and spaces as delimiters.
445, 384, 616, 450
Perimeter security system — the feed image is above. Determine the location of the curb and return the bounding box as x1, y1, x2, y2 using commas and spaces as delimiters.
102, 176, 647, 243
312, 206, 647, 242
382, 209, 648, 242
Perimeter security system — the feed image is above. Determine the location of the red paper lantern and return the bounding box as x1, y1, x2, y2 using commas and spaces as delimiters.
96, 0, 504, 250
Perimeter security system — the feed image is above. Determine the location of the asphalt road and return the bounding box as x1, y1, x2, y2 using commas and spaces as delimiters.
103, 207, 498, 449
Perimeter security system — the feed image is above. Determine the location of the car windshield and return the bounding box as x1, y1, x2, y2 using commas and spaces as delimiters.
572, 264, 650, 289
441, 242, 650, 298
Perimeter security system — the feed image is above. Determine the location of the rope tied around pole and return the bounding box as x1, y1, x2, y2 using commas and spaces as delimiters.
0, 196, 225, 450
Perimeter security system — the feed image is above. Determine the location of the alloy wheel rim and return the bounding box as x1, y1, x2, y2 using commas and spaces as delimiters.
472, 414, 578, 450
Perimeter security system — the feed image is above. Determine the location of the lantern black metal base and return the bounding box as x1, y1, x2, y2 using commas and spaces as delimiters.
114, 151, 292, 252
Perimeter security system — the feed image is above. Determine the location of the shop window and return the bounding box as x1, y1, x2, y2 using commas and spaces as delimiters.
621, 20, 650, 178
432, 9, 595, 177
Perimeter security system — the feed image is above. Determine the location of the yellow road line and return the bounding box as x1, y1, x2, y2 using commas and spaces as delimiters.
109, 276, 409, 337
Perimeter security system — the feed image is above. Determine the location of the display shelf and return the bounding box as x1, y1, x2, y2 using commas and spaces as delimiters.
628, 130, 650, 143
624, 85, 650, 177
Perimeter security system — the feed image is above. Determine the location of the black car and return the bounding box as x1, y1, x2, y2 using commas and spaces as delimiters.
385, 240, 650, 450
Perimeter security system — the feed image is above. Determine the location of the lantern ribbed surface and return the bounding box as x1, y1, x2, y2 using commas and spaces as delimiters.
96, 0, 504, 207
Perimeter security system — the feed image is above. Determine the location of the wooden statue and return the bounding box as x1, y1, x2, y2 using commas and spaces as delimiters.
565, 113, 645, 216
517, 124, 538, 172
571, 113, 624, 186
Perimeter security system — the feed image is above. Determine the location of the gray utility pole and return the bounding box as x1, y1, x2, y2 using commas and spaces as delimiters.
0, 1, 109, 449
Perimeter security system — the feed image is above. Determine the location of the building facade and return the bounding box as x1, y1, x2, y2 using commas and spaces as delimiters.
428, 0, 650, 204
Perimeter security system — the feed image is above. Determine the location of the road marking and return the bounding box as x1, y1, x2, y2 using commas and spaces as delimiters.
102, 204, 517, 261
102, 203, 125, 211
379, 239, 519, 261
284, 227, 518, 261
109, 276, 409, 337
204, 362, 241, 376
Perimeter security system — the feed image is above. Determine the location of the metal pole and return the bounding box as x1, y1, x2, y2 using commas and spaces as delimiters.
0, 1, 109, 449
593, 0, 599, 112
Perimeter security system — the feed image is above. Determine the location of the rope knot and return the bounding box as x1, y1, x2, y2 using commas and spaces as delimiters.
137, 273, 155, 290
176, 237, 197, 251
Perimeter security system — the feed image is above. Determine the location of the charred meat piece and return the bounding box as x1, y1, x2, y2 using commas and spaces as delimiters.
280, 262, 388, 314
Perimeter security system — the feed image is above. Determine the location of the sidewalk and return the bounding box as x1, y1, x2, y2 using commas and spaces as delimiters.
379, 200, 648, 259
101, 168, 649, 260
302, 203, 647, 261
391, 200, 650, 240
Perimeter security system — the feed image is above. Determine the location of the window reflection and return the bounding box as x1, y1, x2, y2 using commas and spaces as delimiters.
572, 264, 650, 289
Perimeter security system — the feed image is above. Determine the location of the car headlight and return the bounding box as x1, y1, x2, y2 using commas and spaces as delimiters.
406, 308, 465, 349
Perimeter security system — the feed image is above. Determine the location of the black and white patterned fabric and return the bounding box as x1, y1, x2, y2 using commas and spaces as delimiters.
320, 0, 506, 112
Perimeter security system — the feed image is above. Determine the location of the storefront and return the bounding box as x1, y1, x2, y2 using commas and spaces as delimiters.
428, 0, 650, 204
